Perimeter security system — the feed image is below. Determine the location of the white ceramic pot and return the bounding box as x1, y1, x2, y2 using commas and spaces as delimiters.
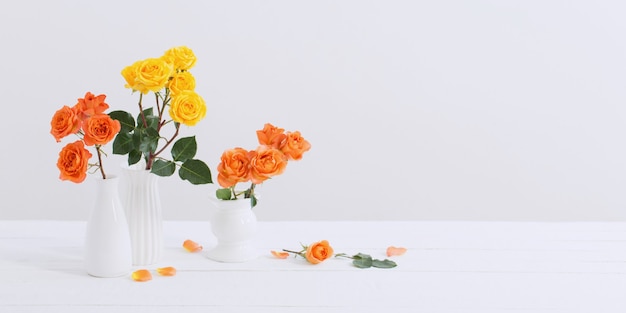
206, 197, 258, 262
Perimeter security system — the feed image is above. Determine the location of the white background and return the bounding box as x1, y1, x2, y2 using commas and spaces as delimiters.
1, 0, 625, 221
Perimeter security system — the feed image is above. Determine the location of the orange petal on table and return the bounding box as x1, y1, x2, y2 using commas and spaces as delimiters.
271, 250, 290, 259
131, 269, 152, 282
156, 266, 177, 276
183, 239, 203, 252
386, 246, 407, 257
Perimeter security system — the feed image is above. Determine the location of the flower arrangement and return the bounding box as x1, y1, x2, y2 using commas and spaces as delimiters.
50, 92, 120, 182
272, 240, 403, 269
215, 123, 311, 207
110, 46, 212, 184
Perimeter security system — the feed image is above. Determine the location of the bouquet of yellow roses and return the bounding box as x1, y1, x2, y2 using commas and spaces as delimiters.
111, 46, 212, 185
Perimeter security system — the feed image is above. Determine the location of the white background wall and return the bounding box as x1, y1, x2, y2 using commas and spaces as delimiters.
1, 0, 625, 221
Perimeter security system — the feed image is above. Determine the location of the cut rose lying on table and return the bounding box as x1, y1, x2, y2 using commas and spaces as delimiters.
271, 240, 406, 269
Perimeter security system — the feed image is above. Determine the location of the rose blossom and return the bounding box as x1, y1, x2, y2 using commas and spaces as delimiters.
305, 240, 334, 264
133, 57, 174, 94
75, 92, 109, 120
57, 140, 93, 183
50, 105, 81, 142
249, 145, 288, 184
217, 148, 252, 188
168, 71, 196, 96
162, 46, 197, 71
168, 90, 206, 126
82, 114, 121, 146
256, 123, 287, 149
280, 131, 311, 161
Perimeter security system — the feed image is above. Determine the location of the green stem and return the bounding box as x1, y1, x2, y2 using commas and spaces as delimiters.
154, 92, 162, 122
244, 183, 257, 199
282, 249, 304, 256
151, 122, 179, 160
147, 91, 178, 169
138, 93, 147, 128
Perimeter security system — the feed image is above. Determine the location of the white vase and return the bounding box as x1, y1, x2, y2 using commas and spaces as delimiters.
84, 175, 132, 277
121, 164, 163, 266
206, 197, 258, 262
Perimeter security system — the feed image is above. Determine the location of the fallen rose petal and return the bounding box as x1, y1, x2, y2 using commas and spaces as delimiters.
386, 246, 407, 257
156, 266, 177, 276
183, 239, 203, 252
132, 269, 152, 282
271, 250, 290, 259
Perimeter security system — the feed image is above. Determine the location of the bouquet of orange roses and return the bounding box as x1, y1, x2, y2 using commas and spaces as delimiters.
50, 92, 120, 182
215, 123, 311, 207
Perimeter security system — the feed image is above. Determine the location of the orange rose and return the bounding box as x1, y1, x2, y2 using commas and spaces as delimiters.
50, 105, 81, 142
280, 131, 311, 161
305, 240, 334, 264
256, 123, 287, 149
74, 92, 109, 120
217, 147, 252, 188
249, 145, 288, 184
82, 114, 121, 146
57, 140, 93, 183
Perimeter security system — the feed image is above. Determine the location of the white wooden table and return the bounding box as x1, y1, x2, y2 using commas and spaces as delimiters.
1, 221, 625, 312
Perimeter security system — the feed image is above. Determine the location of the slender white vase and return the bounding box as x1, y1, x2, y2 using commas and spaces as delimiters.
121, 165, 163, 266
206, 197, 258, 263
84, 175, 132, 277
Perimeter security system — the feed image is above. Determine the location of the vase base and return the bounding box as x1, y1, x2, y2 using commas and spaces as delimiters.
86, 269, 130, 278
205, 243, 258, 263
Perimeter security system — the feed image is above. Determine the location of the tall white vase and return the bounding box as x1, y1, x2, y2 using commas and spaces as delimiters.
84, 175, 132, 277
121, 165, 163, 266
206, 197, 258, 263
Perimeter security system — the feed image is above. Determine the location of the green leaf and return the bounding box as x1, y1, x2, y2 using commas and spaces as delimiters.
372, 259, 397, 269
171, 136, 197, 162
112, 132, 134, 155
151, 159, 176, 177
179, 159, 213, 185
108, 110, 135, 133
145, 115, 160, 130
135, 108, 160, 130
128, 149, 142, 165
136, 108, 153, 126
216, 188, 233, 200
352, 253, 373, 269
250, 194, 258, 208
138, 128, 159, 155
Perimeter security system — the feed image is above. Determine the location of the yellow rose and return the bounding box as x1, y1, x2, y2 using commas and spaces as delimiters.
133, 58, 174, 94
121, 61, 141, 91
169, 90, 206, 126
162, 46, 197, 71
168, 71, 196, 96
